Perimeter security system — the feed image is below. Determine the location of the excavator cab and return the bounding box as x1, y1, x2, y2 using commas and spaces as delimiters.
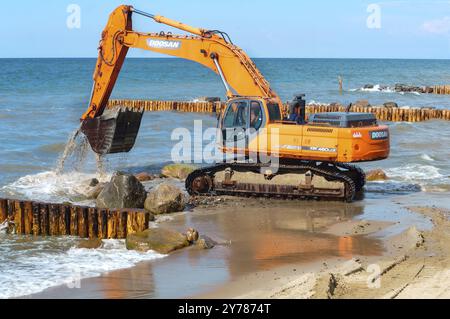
81, 107, 144, 155
218, 98, 268, 153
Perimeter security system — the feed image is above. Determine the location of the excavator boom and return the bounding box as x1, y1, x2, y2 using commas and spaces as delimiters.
81, 5, 281, 154
82, 5, 280, 121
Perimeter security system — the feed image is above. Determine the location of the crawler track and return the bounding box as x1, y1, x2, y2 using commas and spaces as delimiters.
186, 162, 364, 202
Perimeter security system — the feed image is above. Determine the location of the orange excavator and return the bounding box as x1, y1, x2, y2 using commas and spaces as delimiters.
80, 5, 390, 202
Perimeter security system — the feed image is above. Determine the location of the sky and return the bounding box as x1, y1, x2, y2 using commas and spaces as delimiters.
2, 0, 450, 58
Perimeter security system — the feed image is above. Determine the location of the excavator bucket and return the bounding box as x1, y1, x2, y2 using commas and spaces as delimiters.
81, 108, 144, 155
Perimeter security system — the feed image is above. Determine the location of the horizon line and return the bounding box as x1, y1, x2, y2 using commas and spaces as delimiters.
1, 57, 450, 60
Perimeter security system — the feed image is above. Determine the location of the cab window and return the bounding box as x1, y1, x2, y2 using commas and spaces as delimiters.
223, 101, 249, 128
250, 101, 263, 130
267, 103, 282, 121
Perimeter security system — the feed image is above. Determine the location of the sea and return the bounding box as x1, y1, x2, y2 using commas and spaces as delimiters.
0, 58, 449, 298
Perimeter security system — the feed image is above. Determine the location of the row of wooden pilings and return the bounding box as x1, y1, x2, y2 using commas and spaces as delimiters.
0, 199, 151, 239
107, 99, 450, 122
433, 85, 450, 95
305, 104, 450, 122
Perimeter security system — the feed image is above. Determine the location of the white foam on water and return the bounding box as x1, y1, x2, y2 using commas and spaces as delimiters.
307, 100, 329, 106
421, 154, 435, 162
352, 85, 422, 95
399, 91, 421, 96
0, 221, 8, 234
0, 238, 165, 299
358, 84, 395, 93
385, 164, 443, 182
1, 170, 111, 204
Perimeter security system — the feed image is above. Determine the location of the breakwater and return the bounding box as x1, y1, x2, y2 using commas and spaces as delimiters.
107, 99, 450, 122
0, 199, 150, 239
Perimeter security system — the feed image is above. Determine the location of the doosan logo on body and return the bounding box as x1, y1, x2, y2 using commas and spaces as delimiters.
147, 39, 181, 49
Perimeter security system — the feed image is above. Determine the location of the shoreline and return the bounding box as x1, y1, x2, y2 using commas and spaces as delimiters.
21, 191, 447, 300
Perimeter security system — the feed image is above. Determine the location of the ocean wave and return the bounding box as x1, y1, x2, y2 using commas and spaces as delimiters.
358, 84, 395, 93
420, 154, 435, 162
351, 85, 421, 95
385, 164, 443, 181
1, 170, 110, 204
0, 238, 165, 299
365, 181, 422, 194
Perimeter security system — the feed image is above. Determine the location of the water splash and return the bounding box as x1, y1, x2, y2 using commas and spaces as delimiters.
56, 127, 110, 178
95, 154, 108, 179
0, 220, 9, 234
55, 126, 83, 174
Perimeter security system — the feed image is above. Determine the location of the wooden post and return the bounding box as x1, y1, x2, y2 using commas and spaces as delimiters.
127, 210, 150, 235
59, 205, 71, 236
107, 211, 118, 239
49, 204, 60, 236
77, 207, 88, 238
32, 202, 41, 236
70, 206, 78, 236
23, 201, 33, 235
13, 201, 25, 235
117, 210, 128, 239
0, 199, 7, 223
97, 209, 108, 239
39, 203, 49, 236
88, 207, 98, 239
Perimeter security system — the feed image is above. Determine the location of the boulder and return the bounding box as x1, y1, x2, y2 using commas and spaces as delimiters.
96, 172, 147, 209
144, 183, 186, 215
424, 87, 434, 94
77, 238, 103, 249
161, 164, 196, 180
395, 84, 408, 92
186, 228, 199, 243
195, 235, 217, 250
135, 172, 155, 182
126, 228, 190, 254
366, 169, 389, 181
85, 182, 106, 200
89, 178, 100, 187
353, 100, 370, 108
363, 84, 374, 89
383, 102, 398, 109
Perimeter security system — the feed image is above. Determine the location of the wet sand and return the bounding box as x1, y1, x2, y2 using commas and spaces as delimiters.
219, 205, 450, 299
26, 189, 440, 299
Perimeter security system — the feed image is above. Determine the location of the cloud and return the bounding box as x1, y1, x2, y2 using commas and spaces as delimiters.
422, 16, 450, 34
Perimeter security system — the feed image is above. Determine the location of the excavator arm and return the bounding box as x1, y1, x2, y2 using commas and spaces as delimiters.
81, 5, 280, 121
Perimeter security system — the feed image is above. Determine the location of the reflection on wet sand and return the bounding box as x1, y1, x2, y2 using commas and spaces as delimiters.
170, 200, 384, 277
30, 199, 385, 299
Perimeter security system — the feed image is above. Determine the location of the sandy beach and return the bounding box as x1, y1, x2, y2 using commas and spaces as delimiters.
23, 189, 449, 299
